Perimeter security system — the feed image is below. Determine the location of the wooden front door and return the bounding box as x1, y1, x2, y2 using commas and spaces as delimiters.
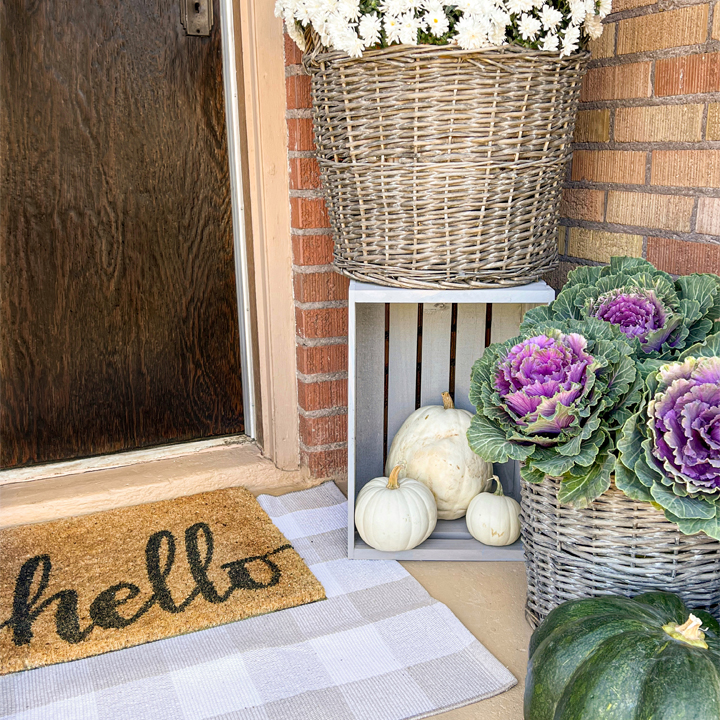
0, 0, 244, 467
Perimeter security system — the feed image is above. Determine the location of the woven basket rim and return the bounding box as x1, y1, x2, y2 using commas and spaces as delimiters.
303, 32, 590, 68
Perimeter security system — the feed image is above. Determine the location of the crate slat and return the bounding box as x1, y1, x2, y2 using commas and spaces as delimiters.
355, 303, 385, 493
454, 303, 486, 414
420, 303, 452, 407
387, 304, 418, 458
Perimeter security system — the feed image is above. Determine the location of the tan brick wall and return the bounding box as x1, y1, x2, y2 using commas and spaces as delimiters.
557, 0, 720, 283
285, 33, 348, 479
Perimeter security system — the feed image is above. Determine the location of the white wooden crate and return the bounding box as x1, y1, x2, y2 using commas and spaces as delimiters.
347, 279, 555, 561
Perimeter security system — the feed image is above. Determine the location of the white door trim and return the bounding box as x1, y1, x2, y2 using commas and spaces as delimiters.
220, 0, 256, 440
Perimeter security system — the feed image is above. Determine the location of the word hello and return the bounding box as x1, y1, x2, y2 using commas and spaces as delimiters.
0, 522, 290, 646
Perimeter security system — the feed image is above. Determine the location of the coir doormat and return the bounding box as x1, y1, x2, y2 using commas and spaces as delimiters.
0, 487, 325, 675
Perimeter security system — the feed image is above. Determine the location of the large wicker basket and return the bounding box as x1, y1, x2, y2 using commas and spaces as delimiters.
303, 40, 588, 289
521, 477, 720, 626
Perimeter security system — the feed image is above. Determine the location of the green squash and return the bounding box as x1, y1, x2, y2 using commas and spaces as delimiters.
525, 592, 720, 720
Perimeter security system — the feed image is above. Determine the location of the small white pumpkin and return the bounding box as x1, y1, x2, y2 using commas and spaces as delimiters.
355, 465, 437, 552
385, 392, 494, 520
466, 476, 521, 547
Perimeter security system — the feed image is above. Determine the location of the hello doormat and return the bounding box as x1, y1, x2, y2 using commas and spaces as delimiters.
0, 487, 325, 675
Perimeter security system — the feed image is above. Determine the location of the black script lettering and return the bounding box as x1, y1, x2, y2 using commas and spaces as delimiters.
145, 529, 196, 613
0, 555, 93, 646
89, 582, 145, 629
185, 522, 230, 603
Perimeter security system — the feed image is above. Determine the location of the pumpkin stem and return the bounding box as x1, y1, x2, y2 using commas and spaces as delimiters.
442, 392, 454, 410
662, 614, 708, 649
387, 465, 402, 490
492, 476, 504, 496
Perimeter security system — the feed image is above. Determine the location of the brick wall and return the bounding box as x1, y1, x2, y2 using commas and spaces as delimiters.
285, 34, 349, 480
555, 0, 720, 286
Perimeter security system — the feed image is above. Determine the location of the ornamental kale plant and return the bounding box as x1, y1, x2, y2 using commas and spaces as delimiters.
467, 317, 640, 508
618, 333, 720, 539
521, 257, 720, 368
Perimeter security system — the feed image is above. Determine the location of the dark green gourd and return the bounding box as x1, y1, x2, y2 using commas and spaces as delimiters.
525, 592, 720, 720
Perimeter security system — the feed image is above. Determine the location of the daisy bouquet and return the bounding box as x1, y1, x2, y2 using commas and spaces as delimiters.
275, 0, 611, 58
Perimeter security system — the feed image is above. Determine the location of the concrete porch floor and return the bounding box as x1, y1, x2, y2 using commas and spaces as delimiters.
1, 442, 530, 719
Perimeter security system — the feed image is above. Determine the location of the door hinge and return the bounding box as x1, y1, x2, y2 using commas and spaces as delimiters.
181, 0, 213, 37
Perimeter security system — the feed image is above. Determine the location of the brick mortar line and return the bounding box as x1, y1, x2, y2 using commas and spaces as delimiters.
293, 263, 338, 274
557, 254, 605, 266
297, 370, 349, 383
579, 95, 720, 110
564, 180, 720, 196
296, 335, 348, 347
295, 300, 348, 310
299, 406, 349, 419
607, 0, 711, 24
587, 40, 720, 69
289, 150, 317, 159
299, 440, 348, 453
691, 195, 700, 233
292, 227, 333, 235
560, 217, 720, 243
572, 141, 720, 150
286, 109, 313, 119
285, 65, 308, 76
290, 188, 325, 199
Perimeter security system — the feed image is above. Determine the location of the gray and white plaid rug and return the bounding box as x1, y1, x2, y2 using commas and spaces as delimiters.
0, 482, 516, 720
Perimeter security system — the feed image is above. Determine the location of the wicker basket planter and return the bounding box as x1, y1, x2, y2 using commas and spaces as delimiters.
303, 42, 589, 289
521, 476, 720, 626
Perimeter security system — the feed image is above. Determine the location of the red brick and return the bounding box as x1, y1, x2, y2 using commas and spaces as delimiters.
560, 189, 606, 222
297, 379, 348, 412
289, 157, 321, 190
655, 54, 720, 97
580, 63, 651, 101
295, 307, 348, 339
292, 234, 335, 266
651, 150, 720, 188
286, 74, 312, 110
300, 414, 348, 447
294, 271, 349, 303
296, 344, 348, 375
696, 197, 720, 235
647, 237, 720, 275
287, 118, 315, 151
291, 197, 330, 229
301, 447, 348, 478
284, 32, 304, 65
571, 150, 646, 184
617, 5, 708, 55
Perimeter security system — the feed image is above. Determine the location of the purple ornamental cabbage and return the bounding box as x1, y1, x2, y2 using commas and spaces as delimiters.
618, 333, 720, 539
588, 288, 670, 344
494, 333, 595, 436
469, 320, 638, 508
649, 356, 720, 493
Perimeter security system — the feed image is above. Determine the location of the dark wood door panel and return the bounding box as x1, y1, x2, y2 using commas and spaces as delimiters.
0, 0, 244, 467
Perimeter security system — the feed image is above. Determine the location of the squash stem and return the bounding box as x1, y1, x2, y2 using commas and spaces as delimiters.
387, 465, 402, 490
442, 392, 454, 410
662, 614, 708, 649
493, 476, 504, 496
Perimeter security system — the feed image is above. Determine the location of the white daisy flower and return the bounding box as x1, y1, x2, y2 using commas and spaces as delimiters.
560, 24, 580, 55
584, 12, 603, 38
399, 12, 421, 43
507, 0, 535, 15
385, 14, 403, 42
540, 5, 562, 29
517, 13, 541, 39
359, 12, 383, 45
287, 20, 307, 50
568, 0, 586, 24
424, 7, 450, 36
488, 21, 508, 44
455, 14, 488, 48
598, 0, 612, 17
541, 31, 559, 50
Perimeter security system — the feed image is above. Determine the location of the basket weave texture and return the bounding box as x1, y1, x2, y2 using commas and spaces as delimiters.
521, 476, 720, 626
303, 41, 588, 289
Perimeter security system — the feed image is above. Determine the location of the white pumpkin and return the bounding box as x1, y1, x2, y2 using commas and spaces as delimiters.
355, 465, 437, 552
466, 476, 521, 547
385, 392, 493, 520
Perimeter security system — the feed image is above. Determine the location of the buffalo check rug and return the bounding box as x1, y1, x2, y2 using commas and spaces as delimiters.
0, 482, 516, 720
